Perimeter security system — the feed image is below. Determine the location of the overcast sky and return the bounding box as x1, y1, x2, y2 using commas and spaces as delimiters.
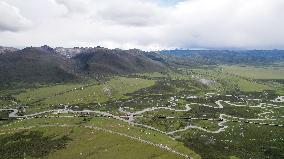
0, 0, 283, 50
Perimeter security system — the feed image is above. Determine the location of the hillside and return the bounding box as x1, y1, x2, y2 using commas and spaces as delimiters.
161, 50, 284, 66
0, 47, 76, 87
73, 48, 166, 75
0, 46, 167, 87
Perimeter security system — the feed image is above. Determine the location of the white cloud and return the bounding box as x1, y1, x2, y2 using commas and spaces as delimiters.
0, 0, 283, 49
54, 0, 167, 26
162, 0, 284, 49
55, 0, 90, 13
0, 1, 32, 32
95, 0, 167, 26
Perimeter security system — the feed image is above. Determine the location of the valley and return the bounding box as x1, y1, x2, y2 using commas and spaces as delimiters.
1, 59, 284, 159
1, 0, 283, 158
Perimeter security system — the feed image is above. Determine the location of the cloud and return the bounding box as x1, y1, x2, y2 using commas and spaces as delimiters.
55, 0, 90, 13
0, 0, 284, 49
55, 0, 167, 26
0, 1, 32, 32
95, 0, 167, 26
161, 0, 284, 49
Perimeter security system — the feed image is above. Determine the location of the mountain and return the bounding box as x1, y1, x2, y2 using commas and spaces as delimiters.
160, 49, 284, 66
72, 48, 166, 75
0, 46, 76, 87
0, 46, 166, 86
0, 46, 19, 54
2, 45, 284, 87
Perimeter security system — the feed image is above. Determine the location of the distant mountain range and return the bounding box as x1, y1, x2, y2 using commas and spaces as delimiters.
161, 49, 284, 66
0, 46, 284, 87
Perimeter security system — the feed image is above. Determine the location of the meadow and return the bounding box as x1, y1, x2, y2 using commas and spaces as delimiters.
222, 65, 284, 80
15, 77, 155, 107
1, 64, 284, 159
0, 116, 200, 159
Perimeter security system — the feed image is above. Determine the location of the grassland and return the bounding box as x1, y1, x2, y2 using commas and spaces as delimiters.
0, 99, 15, 109
16, 77, 155, 106
137, 66, 275, 93
0, 116, 200, 159
2, 65, 284, 159
16, 83, 87, 103
178, 121, 284, 159
220, 65, 284, 94
222, 65, 284, 80
190, 67, 272, 92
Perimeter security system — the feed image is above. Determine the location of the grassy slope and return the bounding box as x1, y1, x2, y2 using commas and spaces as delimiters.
16, 77, 155, 106
49, 127, 180, 159
16, 83, 86, 103
0, 117, 200, 159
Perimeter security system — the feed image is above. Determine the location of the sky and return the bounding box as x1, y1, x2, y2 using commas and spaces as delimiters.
0, 0, 283, 50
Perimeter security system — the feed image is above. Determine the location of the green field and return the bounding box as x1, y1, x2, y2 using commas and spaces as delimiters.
2, 65, 284, 159
16, 77, 155, 106
190, 67, 272, 92
0, 116, 200, 159
222, 65, 284, 80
